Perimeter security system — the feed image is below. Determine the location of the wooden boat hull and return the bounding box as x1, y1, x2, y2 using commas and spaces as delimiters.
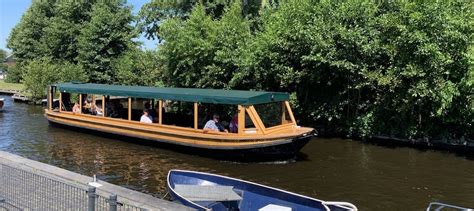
45, 111, 315, 161
168, 170, 357, 211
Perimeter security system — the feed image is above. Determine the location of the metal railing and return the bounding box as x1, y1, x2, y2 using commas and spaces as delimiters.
426, 202, 473, 211
322, 201, 358, 211
0, 163, 147, 211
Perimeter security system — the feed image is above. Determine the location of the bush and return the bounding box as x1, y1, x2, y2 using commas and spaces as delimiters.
22, 58, 87, 99
4, 66, 22, 83
242, 0, 473, 139
158, 0, 473, 140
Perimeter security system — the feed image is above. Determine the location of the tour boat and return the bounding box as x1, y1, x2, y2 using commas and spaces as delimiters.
44, 83, 316, 160
0, 98, 4, 110
167, 170, 358, 211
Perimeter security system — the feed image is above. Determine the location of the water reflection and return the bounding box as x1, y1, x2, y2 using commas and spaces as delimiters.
1, 95, 473, 210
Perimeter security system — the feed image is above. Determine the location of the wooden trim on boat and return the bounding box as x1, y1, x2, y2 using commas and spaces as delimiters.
46, 110, 311, 140
238, 105, 245, 135
246, 106, 266, 134
59, 92, 62, 112
158, 100, 163, 125
194, 102, 198, 129
102, 96, 105, 117
281, 102, 286, 124
45, 110, 313, 150
285, 101, 297, 125
128, 97, 131, 121
48, 86, 52, 111
265, 123, 297, 134
79, 94, 82, 114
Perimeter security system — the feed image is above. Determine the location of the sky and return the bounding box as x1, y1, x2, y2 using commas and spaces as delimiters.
0, 0, 158, 53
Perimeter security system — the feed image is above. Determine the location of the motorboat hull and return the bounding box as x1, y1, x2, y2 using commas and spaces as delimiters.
167, 170, 357, 211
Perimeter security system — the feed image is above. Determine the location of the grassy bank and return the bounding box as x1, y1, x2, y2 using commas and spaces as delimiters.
0, 80, 25, 92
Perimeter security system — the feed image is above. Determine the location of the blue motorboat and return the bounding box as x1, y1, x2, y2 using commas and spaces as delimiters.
167, 170, 357, 211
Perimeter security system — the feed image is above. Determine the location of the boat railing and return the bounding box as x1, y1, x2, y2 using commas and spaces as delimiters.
322, 201, 358, 211
426, 202, 473, 211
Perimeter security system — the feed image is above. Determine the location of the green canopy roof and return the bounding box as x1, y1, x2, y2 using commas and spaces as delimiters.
54, 83, 289, 105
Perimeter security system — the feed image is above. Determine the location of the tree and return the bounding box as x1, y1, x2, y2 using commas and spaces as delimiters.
22, 58, 87, 99
0, 49, 6, 62
7, 0, 96, 83
0, 49, 7, 72
138, 0, 271, 40
238, 0, 473, 139
114, 48, 163, 86
40, 1, 95, 61
159, 4, 218, 87
157, 0, 473, 140
7, 0, 54, 65
159, 2, 251, 88
77, 0, 137, 83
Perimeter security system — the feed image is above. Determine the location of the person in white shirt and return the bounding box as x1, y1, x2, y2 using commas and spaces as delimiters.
204, 114, 227, 133
140, 109, 153, 123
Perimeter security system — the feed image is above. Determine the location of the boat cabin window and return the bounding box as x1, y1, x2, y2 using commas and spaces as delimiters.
282, 103, 293, 124
254, 102, 284, 128
60, 92, 72, 112
134, 98, 158, 122
80, 94, 104, 116
162, 101, 194, 128
197, 103, 239, 132
244, 111, 256, 131
106, 97, 128, 119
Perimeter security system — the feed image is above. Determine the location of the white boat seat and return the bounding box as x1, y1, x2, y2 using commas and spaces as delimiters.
174, 184, 243, 202
259, 204, 292, 211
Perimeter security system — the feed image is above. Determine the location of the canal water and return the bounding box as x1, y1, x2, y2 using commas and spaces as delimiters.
0, 95, 473, 210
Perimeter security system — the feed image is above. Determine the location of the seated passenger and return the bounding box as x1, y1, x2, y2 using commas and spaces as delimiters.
229, 114, 238, 133
91, 104, 103, 116
204, 114, 227, 133
145, 102, 156, 120
72, 103, 81, 114
83, 100, 91, 114
140, 109, 153, 123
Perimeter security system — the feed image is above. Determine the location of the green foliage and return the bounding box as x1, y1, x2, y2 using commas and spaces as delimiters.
40, 1, 95, 61
0, 49, 6, 71
114, 48, 163, 86
7, 0, 135, 84
138, 0, 197, 40
77, 0, 137, 83
248, 0, 473, 139
159, 1, 251, 88
22, 59, 58, 99
0, 49, 6, 62
4, 66, 22, 83
22, 58, 87, 99
138, 0, 271, 40
158, 0, 473, 140
7, 1, 54, 65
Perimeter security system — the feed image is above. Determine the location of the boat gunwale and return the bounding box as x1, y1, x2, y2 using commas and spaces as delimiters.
46, 111, 315, 151
45, 110, 313, 142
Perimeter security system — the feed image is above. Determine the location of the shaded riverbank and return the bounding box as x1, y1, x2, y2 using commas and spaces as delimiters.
0, 94, 473, 210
